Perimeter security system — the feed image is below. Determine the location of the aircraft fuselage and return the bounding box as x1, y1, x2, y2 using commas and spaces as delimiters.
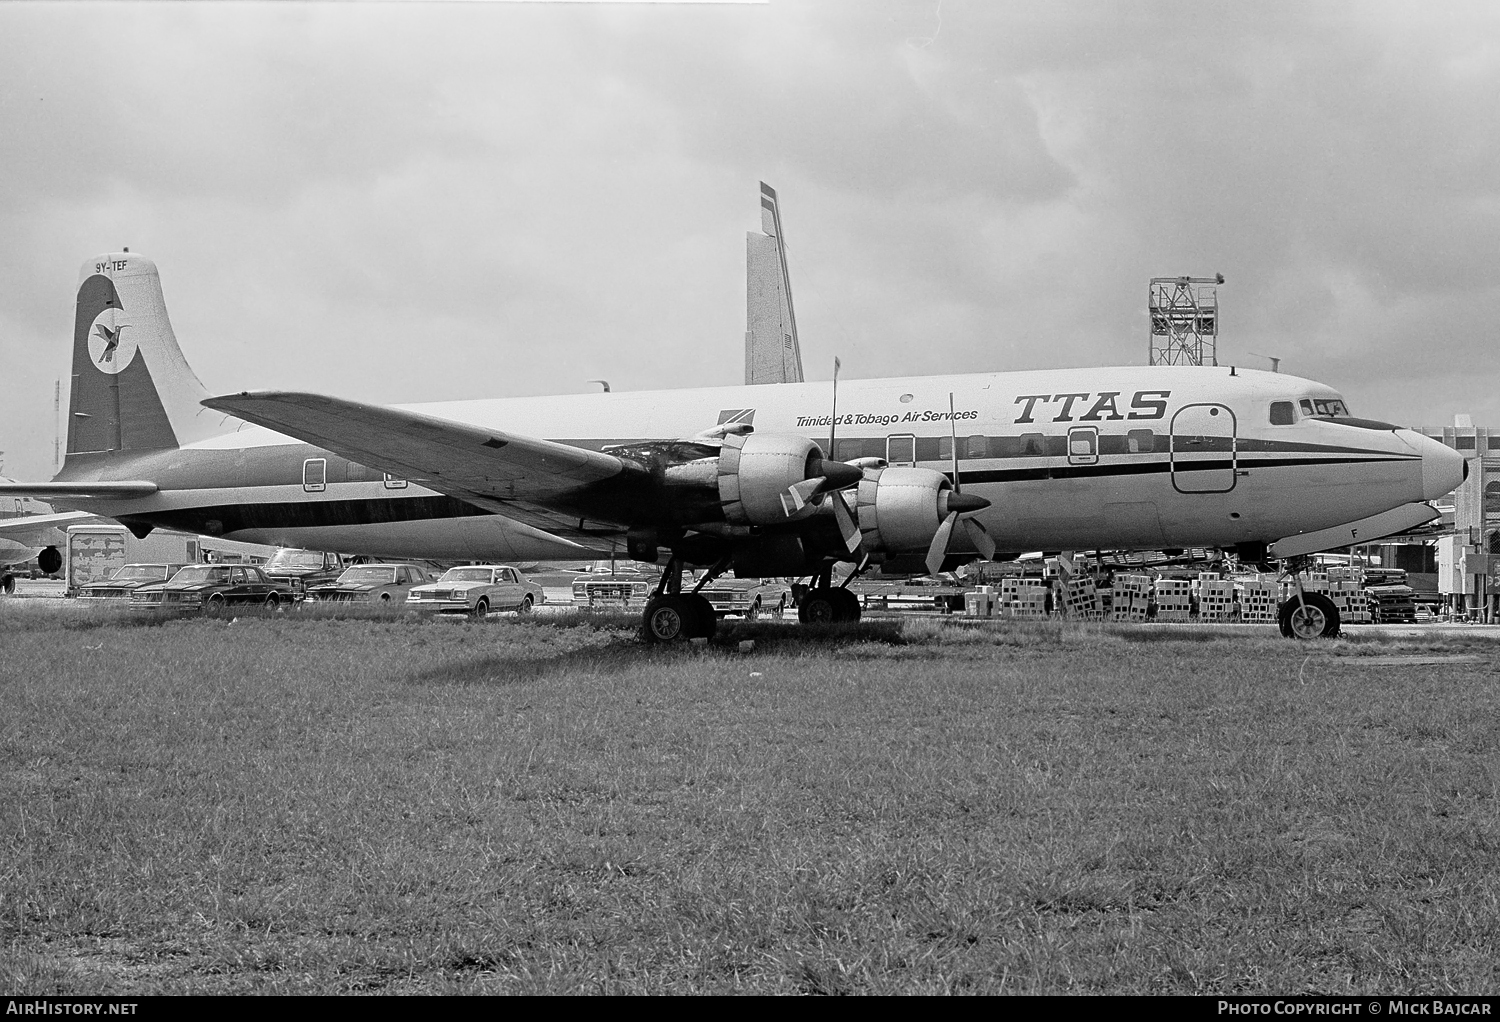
48, 364, 1459, 564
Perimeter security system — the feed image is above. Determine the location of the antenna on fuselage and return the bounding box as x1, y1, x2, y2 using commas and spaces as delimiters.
828, 356, 840, 458
1248, 353, 1281, 373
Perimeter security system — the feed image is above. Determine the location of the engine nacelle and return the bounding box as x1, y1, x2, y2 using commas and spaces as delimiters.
716, 432, 823, 525
851, 466, 958, 554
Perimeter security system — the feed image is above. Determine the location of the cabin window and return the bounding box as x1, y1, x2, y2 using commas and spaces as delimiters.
835, 438, 862, 461
1127, 429, 1155, 454
966, 434, 988, 459
1020, 433, 1045, 456
1067, 426, 1099, 466
937, 435, 953, 461
302, 458, 327, 493
1269, 401, 1296, 425
383, 472, 408, 490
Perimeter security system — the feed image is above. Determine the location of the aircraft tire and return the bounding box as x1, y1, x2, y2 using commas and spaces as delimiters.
832, 588, 862, 624
798, 590, 839, 624
1278, 592, 1340, 639
684, 594, 717, 639
643, 595, 693, 643
37, 546, 61, 575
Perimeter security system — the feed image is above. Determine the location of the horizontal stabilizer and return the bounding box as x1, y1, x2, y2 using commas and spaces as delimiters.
0, 510, 96, 534
1267, 502, 1439, 559
0, 482, 158, 500
201, 391, 628, 505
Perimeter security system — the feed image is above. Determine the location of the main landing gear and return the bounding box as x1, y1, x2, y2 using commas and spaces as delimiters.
641, 555, 719, 644
796, 563, 862, 625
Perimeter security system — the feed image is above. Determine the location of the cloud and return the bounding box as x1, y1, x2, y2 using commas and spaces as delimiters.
2, 1, 1499, 483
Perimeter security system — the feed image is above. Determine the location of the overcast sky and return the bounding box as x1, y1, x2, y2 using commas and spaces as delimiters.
3, 1, 1498, 481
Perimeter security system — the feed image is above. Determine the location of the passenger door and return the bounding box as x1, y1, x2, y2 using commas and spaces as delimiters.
1170, 403, 1237, 493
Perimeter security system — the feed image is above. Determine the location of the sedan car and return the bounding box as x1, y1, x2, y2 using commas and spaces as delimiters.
130, 564, 295, 612
306, 563, 433, 604
76, 563, 193, 601
406, 565, 543, 618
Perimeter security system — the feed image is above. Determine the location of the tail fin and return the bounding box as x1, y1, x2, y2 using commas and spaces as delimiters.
67, 253, 229, 458
745, 181, 805, 385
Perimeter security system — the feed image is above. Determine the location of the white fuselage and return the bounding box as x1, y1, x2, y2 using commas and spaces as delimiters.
62, 365, 1461, 562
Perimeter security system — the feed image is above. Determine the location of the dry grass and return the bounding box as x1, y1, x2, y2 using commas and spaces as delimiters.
2, 605, 1499, 994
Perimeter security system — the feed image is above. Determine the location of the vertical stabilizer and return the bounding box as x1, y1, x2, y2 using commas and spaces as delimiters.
745, 182, 805, 385
66, 253, 230, 459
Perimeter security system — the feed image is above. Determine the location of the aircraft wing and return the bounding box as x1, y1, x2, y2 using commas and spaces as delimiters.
0, 482, 158, 500
201, 391, 638, 542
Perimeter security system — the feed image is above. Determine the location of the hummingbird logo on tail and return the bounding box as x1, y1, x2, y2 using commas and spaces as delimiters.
94, 322, 128, 364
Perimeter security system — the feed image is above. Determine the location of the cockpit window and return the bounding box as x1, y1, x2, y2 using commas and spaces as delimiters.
1269, 401, 1295, 425
1302, 397, 1350, 417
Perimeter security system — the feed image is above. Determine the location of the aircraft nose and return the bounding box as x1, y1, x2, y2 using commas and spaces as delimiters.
1402, 430, 1466, 501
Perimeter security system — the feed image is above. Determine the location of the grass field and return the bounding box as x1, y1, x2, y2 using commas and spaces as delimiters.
2, 603, 1498, 994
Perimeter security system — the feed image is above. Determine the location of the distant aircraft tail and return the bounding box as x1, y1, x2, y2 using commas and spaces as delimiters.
65, 253, 232, 460
745, 182, 805, 385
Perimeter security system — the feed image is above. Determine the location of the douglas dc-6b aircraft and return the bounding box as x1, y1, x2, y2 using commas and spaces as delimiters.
0, 251, 1465, 640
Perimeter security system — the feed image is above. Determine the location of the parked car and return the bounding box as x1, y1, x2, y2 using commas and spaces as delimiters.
76, 562, 193, 601
571, 562, 662, 610
306, 563, 434, 604
130, 564, 295, 612
695, 575, 791, 619
261, 548, 348, 600
407, 565, 543, 618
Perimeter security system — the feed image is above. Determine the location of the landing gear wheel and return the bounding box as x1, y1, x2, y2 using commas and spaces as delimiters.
1279, 592, 1340, 639
644, 595, 693, 643
684, 594, 717, 639
470, 597, 489, 620
799, 590, 838, 624
833, 588, 862, 624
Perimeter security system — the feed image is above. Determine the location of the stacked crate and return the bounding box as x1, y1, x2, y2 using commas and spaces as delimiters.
1062, 576, 1102, 621
1111, 575, 1153, 622
1236, 579, 1279, 624
1153, 578, 1193, 622
1198, 577, 1238, 621
998, 578, 1050, 619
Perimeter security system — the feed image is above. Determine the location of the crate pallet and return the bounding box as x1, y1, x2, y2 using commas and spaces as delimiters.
1236, 580, 1279, 624
1110, 574, 1153, 622
1062, 578, 1102, 621
1153, 578, 1192, 622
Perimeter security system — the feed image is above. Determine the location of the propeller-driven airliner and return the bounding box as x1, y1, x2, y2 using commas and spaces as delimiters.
0, 231, 1465, 640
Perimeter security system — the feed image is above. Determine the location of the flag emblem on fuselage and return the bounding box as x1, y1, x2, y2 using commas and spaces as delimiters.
717, 408, 756, 425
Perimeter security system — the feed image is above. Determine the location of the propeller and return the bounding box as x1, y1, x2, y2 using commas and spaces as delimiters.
924, 392, 997, 575
780, 356, 864, 532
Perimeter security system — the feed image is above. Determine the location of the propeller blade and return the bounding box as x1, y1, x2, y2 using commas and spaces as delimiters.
831, 490, 861, 552
925, 511, 957, 576
963, 517, 997, 562
948, 392, 960, 493
781, 476, 823, 515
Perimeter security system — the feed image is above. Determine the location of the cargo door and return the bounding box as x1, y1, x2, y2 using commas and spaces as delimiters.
1170, 403, 1237, 493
